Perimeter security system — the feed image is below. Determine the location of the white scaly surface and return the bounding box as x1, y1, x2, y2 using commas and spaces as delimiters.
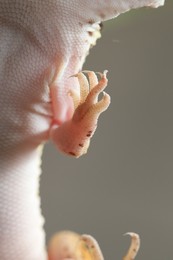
0, 1, 164, 259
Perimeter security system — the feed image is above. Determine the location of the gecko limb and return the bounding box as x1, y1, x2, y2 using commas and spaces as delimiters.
50, 71, 110, 158
48, 231, 104, 260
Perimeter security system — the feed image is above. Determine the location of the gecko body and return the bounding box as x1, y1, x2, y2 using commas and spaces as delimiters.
0, 1, 164, 259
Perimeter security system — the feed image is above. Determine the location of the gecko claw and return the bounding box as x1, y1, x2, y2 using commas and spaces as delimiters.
96, 70, 108, 77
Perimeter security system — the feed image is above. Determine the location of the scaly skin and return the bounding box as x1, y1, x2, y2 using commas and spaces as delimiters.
0, 1, 164, 259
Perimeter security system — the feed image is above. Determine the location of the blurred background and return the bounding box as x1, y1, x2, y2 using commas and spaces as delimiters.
41, 1, 173, 259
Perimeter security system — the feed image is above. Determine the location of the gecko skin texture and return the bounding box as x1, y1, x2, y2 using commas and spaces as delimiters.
0, 1, 164, 260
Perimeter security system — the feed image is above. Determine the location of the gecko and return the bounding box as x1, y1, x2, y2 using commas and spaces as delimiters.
0, 0, 164, 259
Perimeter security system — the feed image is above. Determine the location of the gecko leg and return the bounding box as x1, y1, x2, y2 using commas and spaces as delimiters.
50, 71, 110, 158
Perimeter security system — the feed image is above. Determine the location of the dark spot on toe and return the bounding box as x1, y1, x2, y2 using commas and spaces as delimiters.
86, 130, 93, 137
69, 152, 76, 156
88, 19, 95, 24
79, 143, 84, 147
88, 31, 93, 36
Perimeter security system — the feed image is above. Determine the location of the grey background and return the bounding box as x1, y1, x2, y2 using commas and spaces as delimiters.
41, 1, 173, 259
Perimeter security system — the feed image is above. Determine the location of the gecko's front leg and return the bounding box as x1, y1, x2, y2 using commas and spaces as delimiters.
50, 71, 110, 158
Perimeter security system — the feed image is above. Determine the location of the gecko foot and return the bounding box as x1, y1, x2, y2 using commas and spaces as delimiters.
50, 71, 110, 157
47, 231, 104, 260
48, 231, 140, 260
